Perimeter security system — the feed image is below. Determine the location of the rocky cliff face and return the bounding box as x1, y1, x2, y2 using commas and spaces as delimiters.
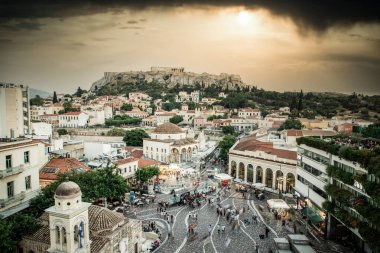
90, 67, 247, 91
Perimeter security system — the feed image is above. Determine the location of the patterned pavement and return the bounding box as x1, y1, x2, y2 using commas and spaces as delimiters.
130, 188, 355, 253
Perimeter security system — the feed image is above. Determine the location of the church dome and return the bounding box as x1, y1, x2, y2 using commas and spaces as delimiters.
153, 123, 183, 134
55, 181, 81, 198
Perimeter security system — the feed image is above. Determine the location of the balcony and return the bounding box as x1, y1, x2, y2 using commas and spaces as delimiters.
0, 191, 26, 208
0, 164, 25, 178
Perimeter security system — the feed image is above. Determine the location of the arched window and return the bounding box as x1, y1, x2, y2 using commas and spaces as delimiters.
62, 227, 67, 244
74, 225, 79, 242
55, 226, 60, 243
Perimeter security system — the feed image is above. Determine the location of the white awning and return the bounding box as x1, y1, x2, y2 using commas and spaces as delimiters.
267, 199, 290, 210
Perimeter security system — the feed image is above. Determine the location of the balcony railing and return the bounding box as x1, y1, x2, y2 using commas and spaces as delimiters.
0, 191, 26, 208
0, 164, 25, 178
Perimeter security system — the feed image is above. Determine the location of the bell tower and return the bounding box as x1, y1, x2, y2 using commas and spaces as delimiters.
46, 181, 91, 253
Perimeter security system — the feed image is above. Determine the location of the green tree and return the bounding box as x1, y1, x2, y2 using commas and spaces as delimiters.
135, 166, 160, 186
30, 95, 44, 106
62, 102, 79, 113
278, 118, 303, 130
0, 218, 16, 252
222, 125, 236, 135
75, 86, 85, 97
106, 128, 126, 136
298, 89, 304, 112
169, 115, 184, 125
218, 135, 236, 162
53, 91, 58, 103
57, 128, 68, 136
121, 103, 133, 111
123, 129, 150, 146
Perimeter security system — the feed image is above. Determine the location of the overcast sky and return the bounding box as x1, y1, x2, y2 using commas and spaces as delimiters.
0, 1, 379, 94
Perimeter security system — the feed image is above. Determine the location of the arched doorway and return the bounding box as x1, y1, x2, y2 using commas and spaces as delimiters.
171, 148, 179, 163
256, 166, 263, 183
276, 170, 284, 192
247, 164, 254, 183
181, 148, 187, 162
187, 147, 192, 161
286, 173, 295, 193
238, 162, 245, 180
230, 161, 237, 178
265, 168, 273, 188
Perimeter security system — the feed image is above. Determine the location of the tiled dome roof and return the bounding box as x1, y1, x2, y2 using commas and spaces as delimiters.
153, 123, 183, 134
55, 181, 81, 198
88, 205, 125, 234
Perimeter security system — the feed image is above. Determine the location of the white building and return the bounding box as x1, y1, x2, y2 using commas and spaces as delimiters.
228, 137, 297, 192
156, 113, 176, 125
59, 112, 89, 128
31, 122, 53, 139
175, 91, 200, 103
0, 83, 30, 138
21, 181, 142, 253
238, 107, 261, 118
83, 142, 124, 160
125, 108, 148, 118
128, 92, 151, 101
0, 139, 48, 218
143, 123, 199, 164
83, 108, 105, 126
115, 157, 139, 179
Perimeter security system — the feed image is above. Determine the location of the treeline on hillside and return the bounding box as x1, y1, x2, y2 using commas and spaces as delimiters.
94, 80, 380, 119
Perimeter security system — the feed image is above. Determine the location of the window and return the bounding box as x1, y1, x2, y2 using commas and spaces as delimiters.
25, 175, 31, 190
24, 151, 30, 163
6, 155, 12, 169
129, 166, 131, 172
7, 181, 14, 198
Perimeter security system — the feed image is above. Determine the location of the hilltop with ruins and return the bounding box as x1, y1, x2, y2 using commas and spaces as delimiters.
90, 67, 248, 91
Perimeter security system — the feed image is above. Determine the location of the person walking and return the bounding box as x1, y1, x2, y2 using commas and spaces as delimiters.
217, 224, 221, 234
265, 227, 270, 238
208, 224, 212, 236
222, 225, 225, 233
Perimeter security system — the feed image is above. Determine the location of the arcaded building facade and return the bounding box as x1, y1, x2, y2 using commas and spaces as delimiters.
228, 137, 297, 192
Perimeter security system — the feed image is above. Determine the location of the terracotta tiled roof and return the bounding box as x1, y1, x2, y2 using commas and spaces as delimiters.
131, 150, 144, 158
40, 158, 90, 181
23, 213, 50, 244
233, 138, 297, 160
153, 123, 182, 134
88, 205, 125, 234
158, 113, 176, 117
40, 114, 59, 117
61, 112, 82, 115
138, 159, 160, 168
287, 129, 303, 137
114, 157, 139, 165
90, 235, 110, 252
238, 107, 260, 112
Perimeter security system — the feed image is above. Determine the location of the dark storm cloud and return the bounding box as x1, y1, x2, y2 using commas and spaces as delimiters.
127, 20, 139, 24
119, 26, 144, 30
324, 53, 380, 68
0, 1, 379, 33
1, 21, 43, 31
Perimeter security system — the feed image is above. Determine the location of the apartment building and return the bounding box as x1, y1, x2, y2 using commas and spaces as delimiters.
0, 83, 30, 138
295, 137, 379, 252
0, 139, 48, 218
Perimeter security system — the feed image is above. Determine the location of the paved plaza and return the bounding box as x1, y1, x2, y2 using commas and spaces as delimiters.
130, 184, 355, 253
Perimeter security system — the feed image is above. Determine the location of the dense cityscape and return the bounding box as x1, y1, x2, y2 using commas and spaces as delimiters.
0, 1, 379, 253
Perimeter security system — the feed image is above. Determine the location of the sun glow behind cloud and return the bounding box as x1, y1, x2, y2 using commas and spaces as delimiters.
0, 6, 378, 94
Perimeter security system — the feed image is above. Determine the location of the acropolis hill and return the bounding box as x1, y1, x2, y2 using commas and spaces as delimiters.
90, 67, 248, 91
